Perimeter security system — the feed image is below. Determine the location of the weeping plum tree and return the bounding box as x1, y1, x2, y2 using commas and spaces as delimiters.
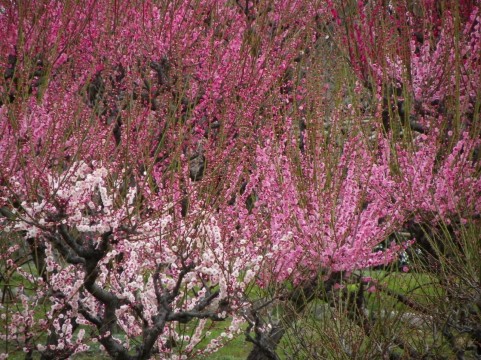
0, 0, 480, 359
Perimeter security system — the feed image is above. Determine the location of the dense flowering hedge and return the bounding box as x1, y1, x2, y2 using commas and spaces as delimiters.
0, 1, 480, 359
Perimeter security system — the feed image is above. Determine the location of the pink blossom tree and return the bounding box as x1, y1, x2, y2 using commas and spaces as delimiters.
0, 1, 318, 358
0, 1, 480, 359
238, 1, 481, 357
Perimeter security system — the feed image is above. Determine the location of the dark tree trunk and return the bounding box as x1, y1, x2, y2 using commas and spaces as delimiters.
245, 274, 340, 360
246, 325, 285, 360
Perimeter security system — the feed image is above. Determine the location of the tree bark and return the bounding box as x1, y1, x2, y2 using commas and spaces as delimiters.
245, 274, 340, 360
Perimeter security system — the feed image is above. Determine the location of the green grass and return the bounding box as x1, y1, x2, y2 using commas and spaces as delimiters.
202, 335, 252, 360
0, 270, 461, 359
276, 270, 456, 360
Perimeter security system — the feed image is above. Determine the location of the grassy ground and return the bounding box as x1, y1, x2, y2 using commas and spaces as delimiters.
0, 270, 447, 359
